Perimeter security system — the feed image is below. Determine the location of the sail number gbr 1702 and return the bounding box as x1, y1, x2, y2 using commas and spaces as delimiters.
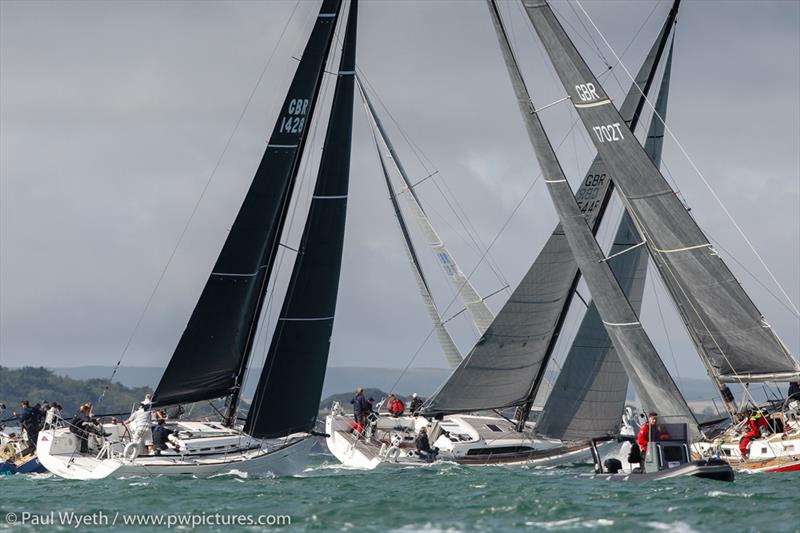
574, 83, 624, 144
279, 98, 309, 135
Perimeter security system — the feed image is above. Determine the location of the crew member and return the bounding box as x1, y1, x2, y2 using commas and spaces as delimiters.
409, 393, 424, 415
739, 409, 770, 459
637, 412, 658, 456
390, 396, 405, 417
350, 388, 367, 434
415, 427, 438, 463
151, 419, 175, 455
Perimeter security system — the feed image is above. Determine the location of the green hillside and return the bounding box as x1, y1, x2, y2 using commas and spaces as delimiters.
0, 366, 151, 418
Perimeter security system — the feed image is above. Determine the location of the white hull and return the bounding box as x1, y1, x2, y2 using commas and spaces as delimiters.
37, 421, 314, 480
325, 412, 599, 470
692, 433, 800, 472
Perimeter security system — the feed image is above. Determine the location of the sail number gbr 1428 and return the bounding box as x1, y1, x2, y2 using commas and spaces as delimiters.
279, 98, 309, 135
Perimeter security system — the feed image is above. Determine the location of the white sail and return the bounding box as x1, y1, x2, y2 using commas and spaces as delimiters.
357, 78, 495, 337
358, 82, 463, 369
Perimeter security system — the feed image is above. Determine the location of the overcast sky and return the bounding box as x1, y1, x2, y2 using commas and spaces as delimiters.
2, 0, 798, 392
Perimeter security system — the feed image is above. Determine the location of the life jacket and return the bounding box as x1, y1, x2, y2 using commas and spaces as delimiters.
392, 399, 405, 415
636, 422, 649, 452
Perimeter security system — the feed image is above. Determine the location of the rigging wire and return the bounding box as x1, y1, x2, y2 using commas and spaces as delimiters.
95, 0, 304, 404
354, 69, 512, 294
386, 113, 589, 393
574, 0, 800, 318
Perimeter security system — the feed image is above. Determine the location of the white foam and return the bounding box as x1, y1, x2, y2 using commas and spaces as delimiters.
645, 521, 698, 533
524, 518, 614, 530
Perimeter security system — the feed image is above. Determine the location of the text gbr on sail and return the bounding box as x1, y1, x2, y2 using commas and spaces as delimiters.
279, 98, 310, 134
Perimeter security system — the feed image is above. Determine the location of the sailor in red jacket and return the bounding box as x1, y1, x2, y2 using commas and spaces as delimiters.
637, 412, 658, 456
739, 409, 770, 459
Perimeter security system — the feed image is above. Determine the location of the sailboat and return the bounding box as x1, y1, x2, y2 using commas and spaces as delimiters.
326, 0, 681, 469
36, 0, 359, 479
493, 0, 797, 479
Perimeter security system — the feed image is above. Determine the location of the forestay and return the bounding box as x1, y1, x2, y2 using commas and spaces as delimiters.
523, 0, 800, 384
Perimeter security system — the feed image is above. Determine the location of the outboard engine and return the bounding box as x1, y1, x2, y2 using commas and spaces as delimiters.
603, 458, 623, 474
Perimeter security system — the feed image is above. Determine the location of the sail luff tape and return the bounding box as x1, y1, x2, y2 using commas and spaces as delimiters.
574, 98, 612, 109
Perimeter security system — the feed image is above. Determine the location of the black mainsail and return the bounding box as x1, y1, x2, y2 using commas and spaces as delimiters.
495, 0, 696, 429
537, 39, 676, 441
422, 0, 678, 418
153, 0, 343, 408
522, 0, 799, 404
244, 0, 358, 439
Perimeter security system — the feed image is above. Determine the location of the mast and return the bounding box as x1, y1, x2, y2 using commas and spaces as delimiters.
495, 0, 697, 431
522, 0, 800, 415
359, 82, 464, 369
537, 38, 676, 441
244, 0, 357, 439
357, 80, 495, 336
152, 0, 343, 418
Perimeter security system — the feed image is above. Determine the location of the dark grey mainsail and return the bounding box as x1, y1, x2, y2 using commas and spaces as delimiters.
153, 0, 343, 409
244, 0, 357, 439
495, 0, 696, 429
523, 0, 800, 395
537, 39, 676, 441
422, 0, 678, 417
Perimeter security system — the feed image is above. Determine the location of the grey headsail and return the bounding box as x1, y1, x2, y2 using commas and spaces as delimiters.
537, 38, 676, 442
359, 81, 463, 370
244, 0, 357, 439
523, 0, 799, 392
358, 79, 494, 338
497, 0, 697, 429
421, 0, 677, 417
153, 0, 343, 408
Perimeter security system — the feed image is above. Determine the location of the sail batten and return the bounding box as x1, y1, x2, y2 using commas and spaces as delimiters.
422, 0, 677, 417
244, 0, 358, 439
152, 0, 343, 408
523, 0, 799, 395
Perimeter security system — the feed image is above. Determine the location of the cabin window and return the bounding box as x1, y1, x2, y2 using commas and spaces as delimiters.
485, 424, 503, 433
761, 447, 767, 454
466, 446, 534, 456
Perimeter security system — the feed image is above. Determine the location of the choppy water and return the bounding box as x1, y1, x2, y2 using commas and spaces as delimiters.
1, 451, 798, 532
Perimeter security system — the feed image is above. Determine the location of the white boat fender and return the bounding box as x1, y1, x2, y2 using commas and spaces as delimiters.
123, 442, 140, 462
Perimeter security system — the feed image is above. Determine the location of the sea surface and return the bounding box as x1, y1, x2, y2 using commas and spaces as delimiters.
1, 451, 798, 532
